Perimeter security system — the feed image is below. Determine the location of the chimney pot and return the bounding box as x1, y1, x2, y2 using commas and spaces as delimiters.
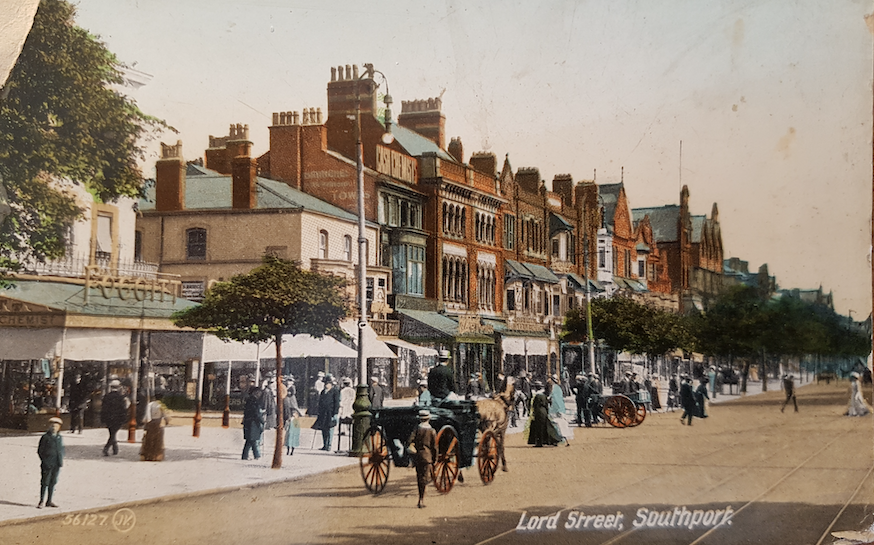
273, 112, 280, 126
352, 64, 359, 80
345, 64, 351, 80
331, 66, 337, 82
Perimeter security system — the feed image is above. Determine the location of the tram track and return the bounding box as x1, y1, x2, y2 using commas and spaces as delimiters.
474, 409, 844, 545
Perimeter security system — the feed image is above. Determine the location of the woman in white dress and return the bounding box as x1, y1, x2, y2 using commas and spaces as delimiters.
846, 373, 872, 417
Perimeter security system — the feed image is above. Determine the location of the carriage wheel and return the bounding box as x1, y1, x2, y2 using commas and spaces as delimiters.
602, 396, 636, 428
477, 430, 499, 485
630, 403, 646, 426
434, 425, 460, 494
359, 427, 390, 494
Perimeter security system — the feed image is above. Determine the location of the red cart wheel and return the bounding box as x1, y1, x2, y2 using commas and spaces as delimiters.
434, 425, 460, 494
477, 430, 499, 485
630, 403, 646, 426
359, 426, 390, 494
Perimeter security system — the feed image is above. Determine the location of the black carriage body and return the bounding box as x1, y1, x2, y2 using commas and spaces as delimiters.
373, 400, 480, 468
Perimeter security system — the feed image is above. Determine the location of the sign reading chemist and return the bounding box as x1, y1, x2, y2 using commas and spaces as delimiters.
376, 145, 417, 184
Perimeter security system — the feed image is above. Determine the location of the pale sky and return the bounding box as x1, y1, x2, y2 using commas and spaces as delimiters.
71, 0, 873, 316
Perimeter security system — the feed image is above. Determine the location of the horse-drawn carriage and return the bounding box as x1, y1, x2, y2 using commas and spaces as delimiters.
597, 389, 649, 428
359, 400, 502, 494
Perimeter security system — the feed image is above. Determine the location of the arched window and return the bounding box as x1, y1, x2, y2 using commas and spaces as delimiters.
343, 235, 352, 262
319, 230, 328, 259
186, 228, 206, 260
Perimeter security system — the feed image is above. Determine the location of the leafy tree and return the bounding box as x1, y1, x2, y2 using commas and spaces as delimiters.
172, 256, 349, 469
0, 0, 164, 266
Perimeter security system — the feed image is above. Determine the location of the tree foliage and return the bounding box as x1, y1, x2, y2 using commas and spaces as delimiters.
172, 256, 348, 469
0, 0, 164, 263
563, 297, 693, 356
171, 256, 348, 343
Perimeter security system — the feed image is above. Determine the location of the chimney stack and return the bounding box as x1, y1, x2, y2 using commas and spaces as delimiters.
515, 167, 541, 194
398, 97, 446, 149
229, 124, 256, 209
552, 174, 574, 207
448, 137, 464, 163
469, 152, 497, 177
155, 140, 185, 211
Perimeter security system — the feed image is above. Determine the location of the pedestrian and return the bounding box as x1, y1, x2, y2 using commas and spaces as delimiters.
679, 375, 695, 426
667, 374, 680, 411
312, 374, 340, 451
694, 378, 710, 418
100, 379, 129, 457
476, 371, 489, 395
561, 367, 571, 397
242, 385, 265, 460
263, 375, 278, 429
846, 373, 872, 417
37, 416, 64, 508
516, 371, 531, 418
584, 372, 603, 427
465, 374, 480, 399
708, 366, 718, 399
314, 371, 325, 395
414, 379, 432, 407
427, 350, 455, 402
526, 381, 561, 447
140, 391, 169, 462
339, 377, 355, 421
548, 373, 573, 443
68, 374, 88, 434
573, 374, 587, 426
617, 372, 631, 395
368, 376, 384, 409
282, 380, 301, 456
649, 374, 662, 412
405, 408, 437, 508
780, 374, 798, 413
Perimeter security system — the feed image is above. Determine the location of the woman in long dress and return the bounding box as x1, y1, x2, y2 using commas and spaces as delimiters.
141, 392, 169, 461
282, 380, 302, 455
846, 373, 872, 417
548, 375, 573, 442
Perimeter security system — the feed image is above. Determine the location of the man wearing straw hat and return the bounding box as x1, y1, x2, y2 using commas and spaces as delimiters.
37, 417, 64, 508
407, 409, 437, 508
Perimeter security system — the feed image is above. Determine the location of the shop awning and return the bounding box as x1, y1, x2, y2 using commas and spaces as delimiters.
62, 329, 132, 361
201, 334, 261, 363
398, 310, 493, 344
272, 334, 357, 359
148, 331, 204, 363
384, 338, 438, 357
339, 320, 398, 359
0, 328, 62, 360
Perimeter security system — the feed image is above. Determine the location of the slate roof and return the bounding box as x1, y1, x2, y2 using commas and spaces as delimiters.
691, 215, 706, 243
139, 167, 368, 224
549, 213, 574, 236
1, 280, 196, 318
632, 206, 680, 243
391, 125, 454, 161
504, 260, 559, 284
598, 183, 623, 234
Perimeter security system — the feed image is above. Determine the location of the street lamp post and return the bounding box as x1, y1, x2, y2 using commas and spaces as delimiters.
351, 64, 393, 456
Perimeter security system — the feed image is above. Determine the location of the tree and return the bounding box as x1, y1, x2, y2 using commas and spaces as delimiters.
0, 0, 164, 266
172, 256, 349, 469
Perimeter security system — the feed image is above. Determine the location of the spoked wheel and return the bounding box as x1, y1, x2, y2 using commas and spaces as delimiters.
477, 430, 499, 485
602, 396, 636, 428
433, 425, 460, 494
359, 426, 391, 494
629, 403, 646, 426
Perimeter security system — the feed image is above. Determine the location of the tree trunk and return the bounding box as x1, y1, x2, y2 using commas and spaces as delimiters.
272, 334, 284, 469
760, 349, 767, 392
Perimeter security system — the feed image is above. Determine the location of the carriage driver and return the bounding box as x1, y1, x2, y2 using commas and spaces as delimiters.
428, 350, 455, 403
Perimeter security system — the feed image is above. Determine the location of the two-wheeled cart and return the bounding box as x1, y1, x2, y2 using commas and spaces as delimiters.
358, 401, 501, 494
598, 389, 648, 428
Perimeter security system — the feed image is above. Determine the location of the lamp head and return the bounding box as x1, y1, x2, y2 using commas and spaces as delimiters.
381, 92, 394, 144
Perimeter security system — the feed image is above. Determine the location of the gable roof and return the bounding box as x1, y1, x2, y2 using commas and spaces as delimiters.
690, 215, 707, 243
632, 205, 680, 243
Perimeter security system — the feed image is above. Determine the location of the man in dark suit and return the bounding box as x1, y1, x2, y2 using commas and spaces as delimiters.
38, 417, 64, 508
427, 350, 455, 402
368, 376, 384, 409
680, 375, 696, 425
573, 374, 587, 426
585, 372, 603, 426
100, 380, 129, 456
312, 375, 340, 451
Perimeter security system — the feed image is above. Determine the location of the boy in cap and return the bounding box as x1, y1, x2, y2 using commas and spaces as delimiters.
407, 409, 437, 508
38, 417, 64, 508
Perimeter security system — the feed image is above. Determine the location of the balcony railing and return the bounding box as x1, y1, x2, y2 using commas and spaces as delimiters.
13, 254, 160, 280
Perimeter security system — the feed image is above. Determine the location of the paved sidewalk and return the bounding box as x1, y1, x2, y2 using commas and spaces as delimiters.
1, 418, 357, 525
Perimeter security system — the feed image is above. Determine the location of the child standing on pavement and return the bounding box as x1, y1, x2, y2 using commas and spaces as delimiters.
38, 416, 64, 508
408, 409, 437, 509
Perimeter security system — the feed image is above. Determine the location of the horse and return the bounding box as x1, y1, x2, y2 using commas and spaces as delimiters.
475, 377, 515, 472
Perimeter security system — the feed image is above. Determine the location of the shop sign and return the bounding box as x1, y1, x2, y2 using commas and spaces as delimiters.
85, 266, 181, 304
457, 315, 493, 336
0, 299, 66, 327
376, 145, 418, 184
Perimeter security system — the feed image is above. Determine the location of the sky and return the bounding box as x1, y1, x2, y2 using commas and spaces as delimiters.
70, 0, 873, 316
